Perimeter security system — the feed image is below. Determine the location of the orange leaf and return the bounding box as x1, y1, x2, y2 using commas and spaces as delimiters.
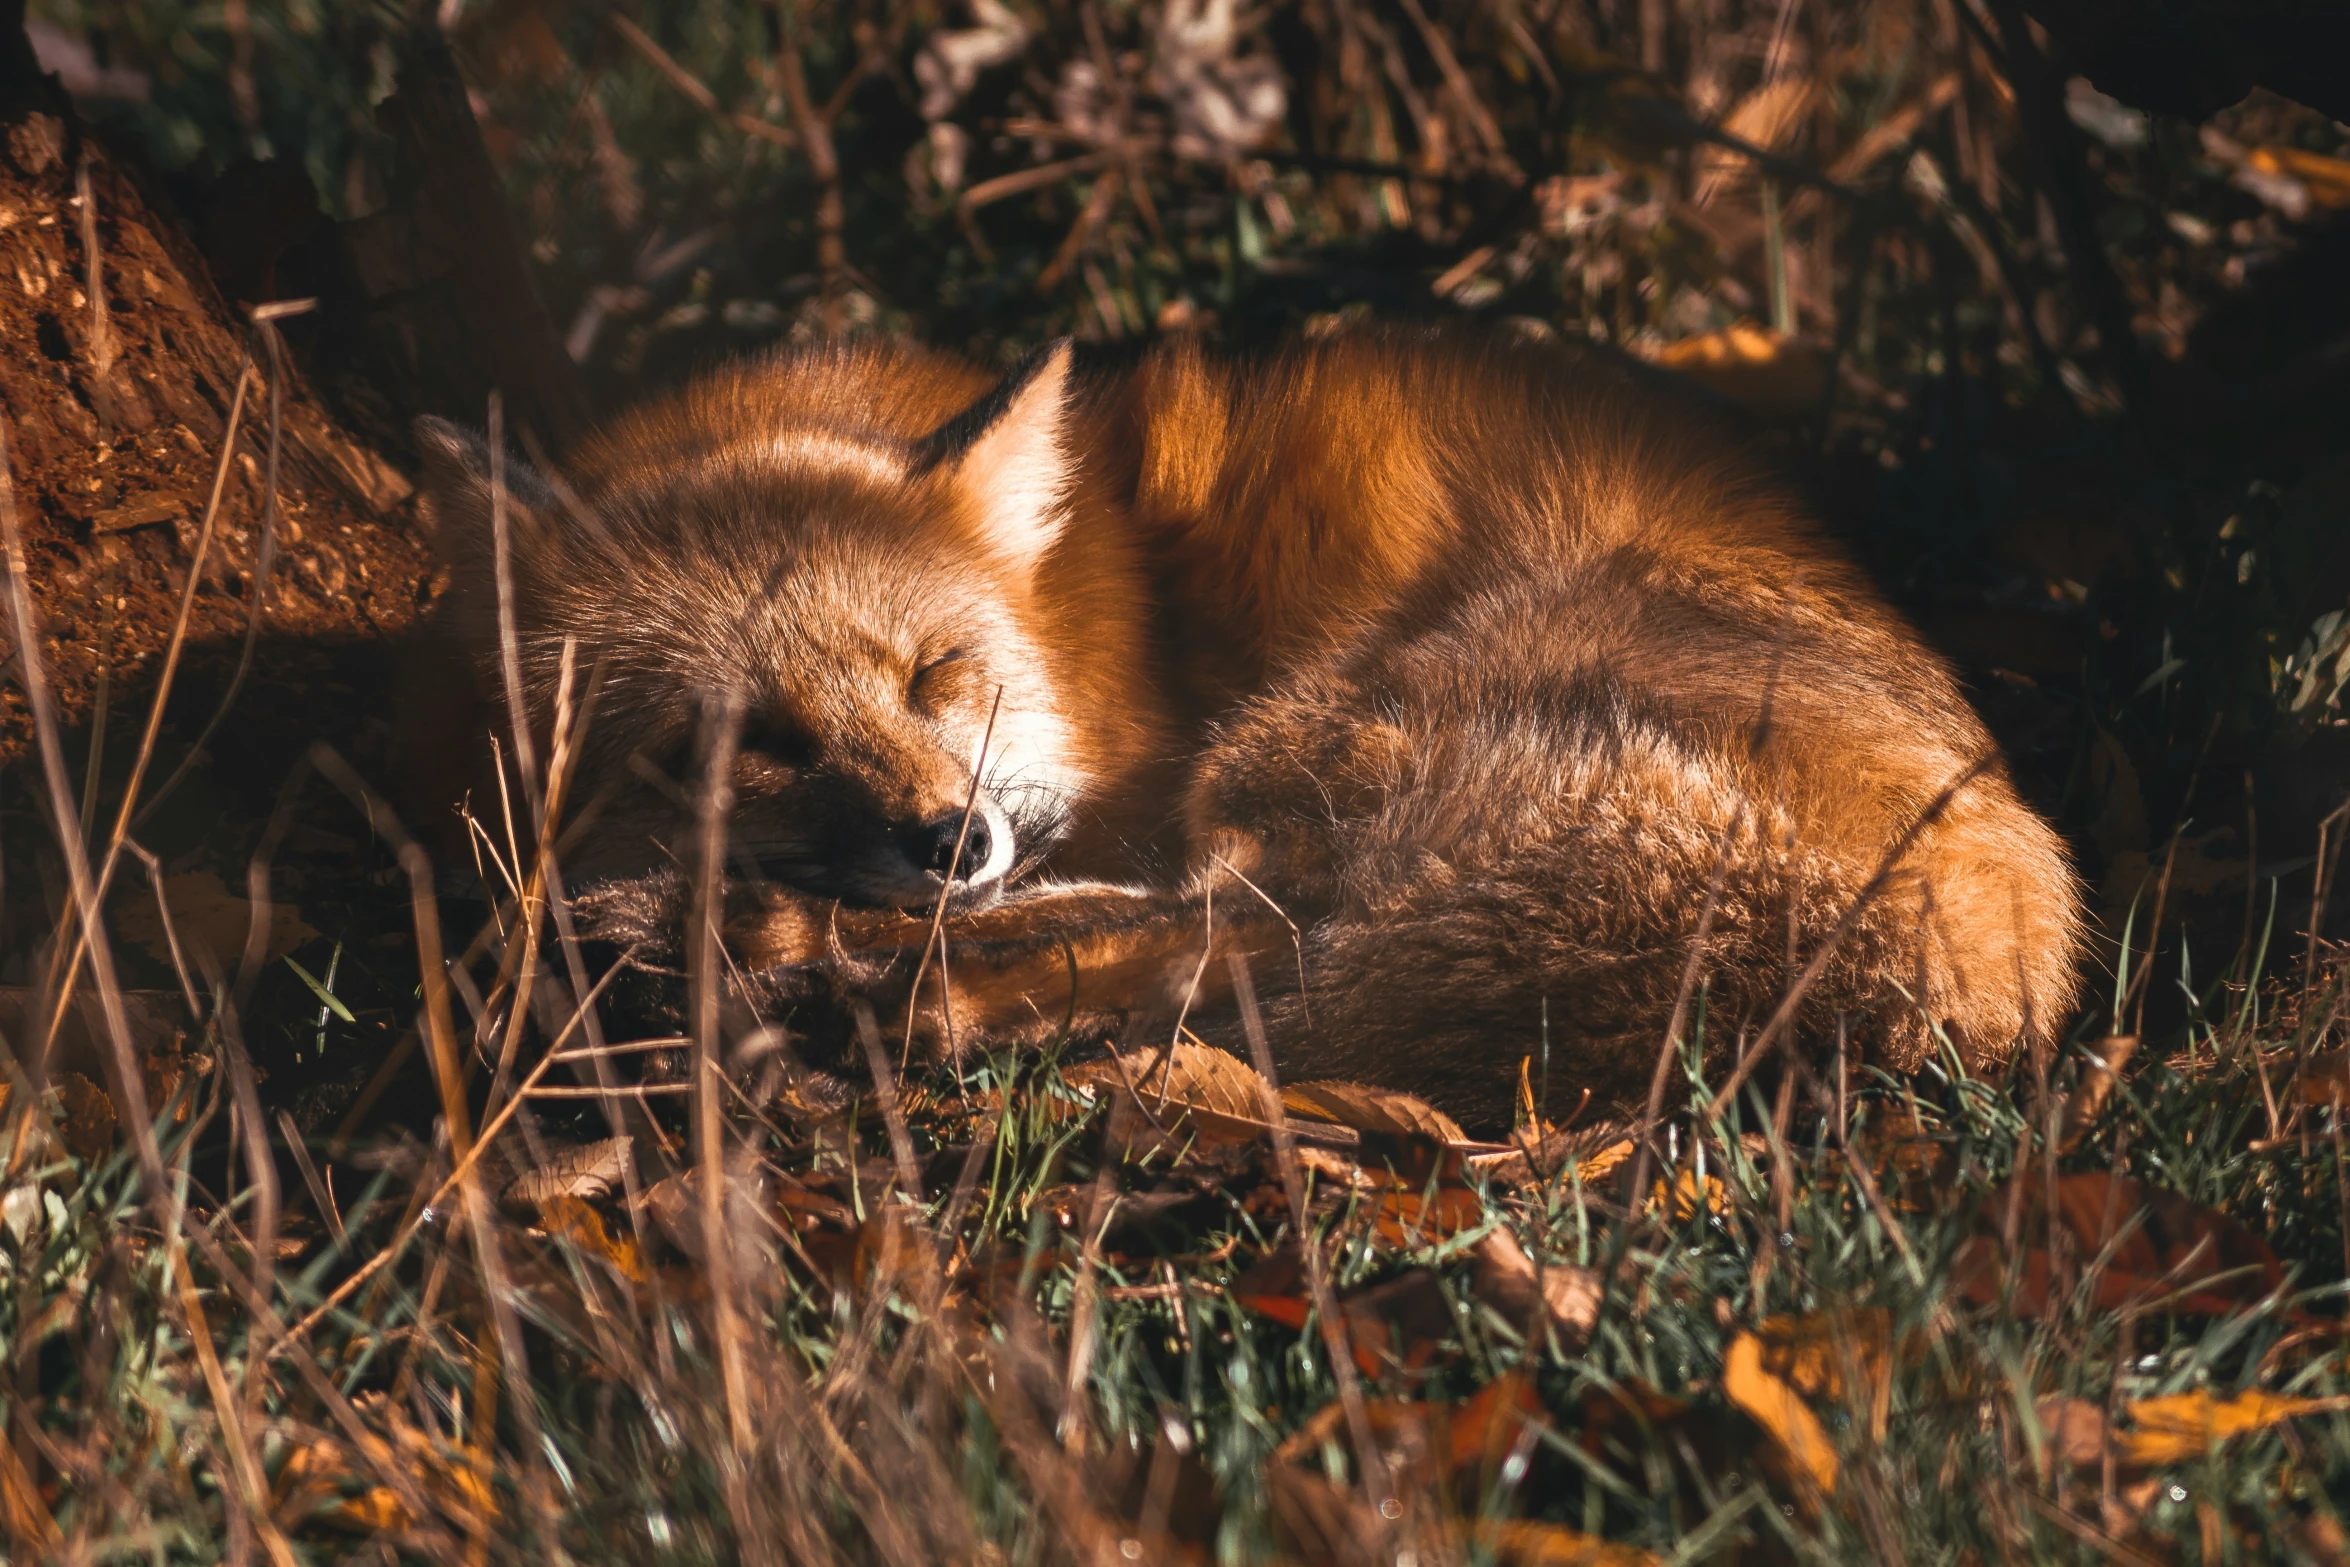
1722, 1331, 1838, 1496
2118, 1389, 2350, 1467
535, 1197, 650, 1285
1652, 325, 1831, 420
1283, 1080, 1465, 1143
1373, 1182, 1488, 1247
1748, 1308, 1902, 1436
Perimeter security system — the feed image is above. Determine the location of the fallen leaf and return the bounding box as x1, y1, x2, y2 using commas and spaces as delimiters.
1273, 1371, 1548, 1496
854, 1204, 944, 1301
1233, 1250, 1457, 1378
0, 988, 189, 1089
0, 1422, 59, 1553
2118, 1389, 2350, 1467
1649, 1167, 1727, 1222
1371, 1178, 1489, 1249
2033, 1395, 2112, 1473
2031, 1388, 2350, 1474
1954, 1173, 2284, 1317
1070, 1039, 1287, 1155
502, 1136, 634, 1209
1468, 1128, 1636, 1187
1722, 1329, 1839, 1496
1748, 1309, 1904, 1438
2300, 1047, 2350, 1107
638, 1165, 770, 1260
112, 870, 318, 969
1694, 75, 1820, 203
53, 1072, 116, 1164
1858, 1102, 1955, 1208
533, 1196, 650, 1285
1652, 324, 1831, 420
275, 1393, 495, 1539
1470, 1225, 1602, 1350
1283, 1080, 1466, 1143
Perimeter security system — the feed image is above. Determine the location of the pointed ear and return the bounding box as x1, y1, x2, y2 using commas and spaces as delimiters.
413, 416, 566, 571
919, 341, 1075, 580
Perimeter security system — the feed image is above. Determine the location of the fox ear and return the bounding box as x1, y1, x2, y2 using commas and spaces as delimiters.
921, 340, 1074, 580
413, 416, 567, 570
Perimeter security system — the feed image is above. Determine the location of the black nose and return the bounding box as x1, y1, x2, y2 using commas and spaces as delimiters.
899, 811, 991, 881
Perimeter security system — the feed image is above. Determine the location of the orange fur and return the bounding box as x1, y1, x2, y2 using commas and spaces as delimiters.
408, 325, 2084, 1125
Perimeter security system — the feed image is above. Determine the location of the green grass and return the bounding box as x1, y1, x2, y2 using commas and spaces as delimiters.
5, 891, 2346, 1562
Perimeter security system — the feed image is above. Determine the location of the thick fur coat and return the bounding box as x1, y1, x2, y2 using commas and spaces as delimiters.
408, 326, 2084, 1126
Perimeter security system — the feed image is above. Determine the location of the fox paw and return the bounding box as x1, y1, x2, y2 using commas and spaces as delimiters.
569, 869, 690, 960
565, 872, 917, 1047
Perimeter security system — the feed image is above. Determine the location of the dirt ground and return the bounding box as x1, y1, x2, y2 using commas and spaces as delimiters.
0, 109, 433, 751
0, 108, 447, 1134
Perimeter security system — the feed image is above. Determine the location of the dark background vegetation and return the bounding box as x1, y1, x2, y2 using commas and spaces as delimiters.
0, 0, 2346, 1559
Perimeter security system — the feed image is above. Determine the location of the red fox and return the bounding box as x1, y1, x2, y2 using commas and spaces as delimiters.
409, 326, 2082, 1125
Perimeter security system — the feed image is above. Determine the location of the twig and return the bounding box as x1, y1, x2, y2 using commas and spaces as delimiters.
1624, 805, 1745, 1217
1228, 952, 1398, 1529
610, 13, 795, 146
857, 1003, 924, 1199
0, 418, 303, 1567
771, 28, 850, 331
900, 686, 1003, 1072
75, 155, 113, 397
32, 354, 252, 1064
687, 687, 756, 1460
959, 152, 1117, 218
271, 921, 638, 1355
132, 303, 316, 833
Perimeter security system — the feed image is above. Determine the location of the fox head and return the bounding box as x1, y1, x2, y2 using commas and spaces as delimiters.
414, 342, 1088, 909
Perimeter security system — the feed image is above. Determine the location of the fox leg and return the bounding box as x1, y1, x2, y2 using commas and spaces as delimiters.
716, 879, 1299, 1062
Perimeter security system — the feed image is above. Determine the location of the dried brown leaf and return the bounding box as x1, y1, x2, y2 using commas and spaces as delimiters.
1283, 1079, 1466, 1143
1748, 1309, 1907, 1439
1953, 1173, 2285, 1317
502, 1135, 634, 1209
1470, 1225, 1602, 1349
54, 1071, 116, 1163
535, 1196, 651, 1285
1070, 1039, 1287, 1155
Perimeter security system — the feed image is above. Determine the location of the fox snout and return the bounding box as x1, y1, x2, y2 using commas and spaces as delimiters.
733, 758, 1018, 909
852, 794, 1013, 904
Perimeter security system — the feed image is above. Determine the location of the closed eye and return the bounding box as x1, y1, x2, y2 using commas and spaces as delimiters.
908, 647, 967, 703
738, 719, 817, 771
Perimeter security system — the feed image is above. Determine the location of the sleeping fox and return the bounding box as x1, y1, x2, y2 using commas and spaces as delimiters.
408, 326, 2082, 1126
